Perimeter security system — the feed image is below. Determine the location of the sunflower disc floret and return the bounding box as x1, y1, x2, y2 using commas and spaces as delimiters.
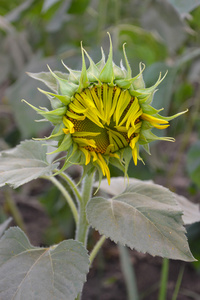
25, 33, 186, 184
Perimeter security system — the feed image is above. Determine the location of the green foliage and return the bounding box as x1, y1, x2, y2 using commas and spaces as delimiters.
87, 180, 195, 261
68, 0, 91, 14
0, 227, 89, 300
118, 25, 168, 66
0, 140, 59, 188
141, 0, 186, 53
96, 177, 200, 225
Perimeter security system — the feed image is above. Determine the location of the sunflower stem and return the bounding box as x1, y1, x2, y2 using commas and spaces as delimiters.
75, 171, 95, 246
75, 171, 95, 300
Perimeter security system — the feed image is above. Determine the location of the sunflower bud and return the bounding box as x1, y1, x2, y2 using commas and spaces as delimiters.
24, 33, 186, 184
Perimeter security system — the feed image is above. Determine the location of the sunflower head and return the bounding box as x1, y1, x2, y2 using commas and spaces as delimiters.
25, 33, 186, 184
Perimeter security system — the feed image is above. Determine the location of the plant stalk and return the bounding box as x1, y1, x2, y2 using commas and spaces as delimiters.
158, 258, 169, 300
172, 265, 184, 300
119, 244, 139, 300
4, 189, 27, 234
75, 171, 95, 300
90, 235, 106, 265
56, 170, 82, 203
42, 175, 78, 225
75, 171, 95, 247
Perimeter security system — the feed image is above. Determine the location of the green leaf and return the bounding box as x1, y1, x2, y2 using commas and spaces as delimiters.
0, 227, 89, 300
186, 141, 200, 188
88, 180, 195, 261
0, 140, 59, 188
174, 195, 200, 225
5, 0, 34, 22
118, 24, 167, 65
42, 0, 62, 12
141, 1, 186, 53
94, 177, 200, 226
45, 1, 71, 32
68, 0, 91, 14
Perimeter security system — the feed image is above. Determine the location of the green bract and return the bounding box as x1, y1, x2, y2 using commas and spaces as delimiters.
23, 33, 186, 184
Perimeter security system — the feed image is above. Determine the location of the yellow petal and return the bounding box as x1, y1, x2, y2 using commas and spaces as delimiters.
129, 134, 140, 149
132, 146, 138, 165
97, 153, 111, 185
73, 137, 96, 148
141, 113, 169, 125
150, 123, 170, 129
80, 148, 91, 165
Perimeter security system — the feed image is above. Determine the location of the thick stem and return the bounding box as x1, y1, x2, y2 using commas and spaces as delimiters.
75, 172, 95, 300
75, 171, 95, 247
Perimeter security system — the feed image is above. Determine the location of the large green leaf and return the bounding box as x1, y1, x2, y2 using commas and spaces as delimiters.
141, 0, 186, 53
88, 180, 195, 261
175, 195, 200, 225
68, 0, 91, 14
0, 140, 59, 188
0, 227, 89, 300
118, 24, 167, 66
94, 177, 200, 225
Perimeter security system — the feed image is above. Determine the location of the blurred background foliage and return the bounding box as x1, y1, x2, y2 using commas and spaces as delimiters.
0, 0, 200, 266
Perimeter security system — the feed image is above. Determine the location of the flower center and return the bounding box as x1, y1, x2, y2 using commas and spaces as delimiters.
63, 84, 143, 155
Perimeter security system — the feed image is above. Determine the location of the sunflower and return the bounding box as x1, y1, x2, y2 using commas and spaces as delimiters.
24, 33, 186, 184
